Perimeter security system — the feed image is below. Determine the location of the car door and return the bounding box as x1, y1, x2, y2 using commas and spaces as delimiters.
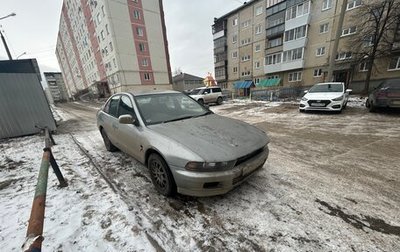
102, 95, 121, 147
203, 88, 212, 103
115, 95, 143, 161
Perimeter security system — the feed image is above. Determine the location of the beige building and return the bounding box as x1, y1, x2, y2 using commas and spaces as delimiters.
56, 0, 172, 99
213, 0, 400, 93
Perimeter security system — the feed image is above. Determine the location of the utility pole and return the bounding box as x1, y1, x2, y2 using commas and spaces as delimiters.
327, 0, 348, 82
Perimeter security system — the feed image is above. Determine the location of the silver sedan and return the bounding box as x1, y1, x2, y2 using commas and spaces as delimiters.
97, 91, 269, 197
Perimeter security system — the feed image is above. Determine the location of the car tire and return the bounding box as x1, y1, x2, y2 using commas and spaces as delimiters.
216, 97, 223, 105
148, 153, 176, 196
368, 101, 376, 113
100, 129, 118, 152
299, 109, 305, 113
365, 99, 370, 108
198, 99, 204, 105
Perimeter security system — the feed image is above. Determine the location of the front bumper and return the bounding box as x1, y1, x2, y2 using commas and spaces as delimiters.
170, 146, 269, 197
299, 99, 343, 111
375, 98, 400, 108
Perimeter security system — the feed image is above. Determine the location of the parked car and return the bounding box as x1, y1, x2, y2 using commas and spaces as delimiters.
366, 79, 400, 112
189, 86, 224, 105
97, 91, 270, 197
299, 82, 352, 113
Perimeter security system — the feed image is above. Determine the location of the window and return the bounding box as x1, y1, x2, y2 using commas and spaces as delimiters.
142, 58, 148, 66
133, 9, 141, 19
388, 56, 400, 70
233, 67, 238, 73
232, 18, 238, 26
241, 71, 251, 77
363, 36, 374, 47
232, 34, 238, 43
316, 47, 326, 56
286, 1, 310, 21
313, 68, 323, 77
109, 41, 113, 51
241, 20, 251, 28
97, 13, 102, 24
283, 48, 303, 62
342, 26, 357, 36
241, 55, 251, 61
256, 6, 263, 16
137, 27, 144, 37
139, 43, 146, 52
101, 5, 105, 16
267, 37, 283, 48
255, 61, 261, 69
101, 30, 105, 40
144, 73, 151, 80
107, 96, 120, 117
105, 24, 109, 35
347, 0, 362, 10
322, 0, 332, 10
118, 96, 136, 118
255, 44, 261, 52
284, 25, 307, 42
288, 71, 302, 82
255, 24, 262, 35
232, 51, 238, 58
320, 23, 329, 33
359, 62, 369, 72
241, 38, 251, 45
266, 53, 282, 65
336, 52, 352, 60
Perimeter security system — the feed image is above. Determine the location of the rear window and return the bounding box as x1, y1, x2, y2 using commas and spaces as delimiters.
383, 80, 400, 88
212, 88, 222, 92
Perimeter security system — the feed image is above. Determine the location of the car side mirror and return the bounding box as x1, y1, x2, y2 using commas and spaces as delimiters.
304, 90, 308, 93
346, 89, 352, 93
118, 114, 135, 125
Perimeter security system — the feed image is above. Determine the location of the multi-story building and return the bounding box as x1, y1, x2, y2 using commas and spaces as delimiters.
213, 0, 400, 93
56, 0, 172, 99
44, 72, 69, 102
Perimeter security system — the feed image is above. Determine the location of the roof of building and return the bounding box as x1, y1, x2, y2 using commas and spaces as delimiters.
213, 0, 261, 22
172, 72, 203, 82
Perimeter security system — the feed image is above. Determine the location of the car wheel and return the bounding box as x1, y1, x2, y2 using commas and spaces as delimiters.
299, 109, 305, 113
216, 97, 223, 105
368, 101, 376, 112
365, 99, 370, 108
148, 153, 176, 196
198, 99, 204, 105
100, 129, 118, 152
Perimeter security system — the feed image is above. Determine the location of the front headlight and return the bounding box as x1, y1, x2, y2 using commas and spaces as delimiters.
332, 95, 344, 101
301, 97, 308, 101
185, 161, 236, 172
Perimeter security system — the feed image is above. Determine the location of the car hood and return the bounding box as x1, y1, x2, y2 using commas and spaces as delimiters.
304, 92, 343, 100
148, 114, 269, 162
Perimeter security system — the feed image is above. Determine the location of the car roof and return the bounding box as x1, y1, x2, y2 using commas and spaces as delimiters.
128, 90, 181, 97
194, 86, 221, 90
315, 82, 344, 86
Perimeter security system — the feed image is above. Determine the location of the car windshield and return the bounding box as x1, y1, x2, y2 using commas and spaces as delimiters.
190, 89, 204, 95
308, 84, 343, 93
135, 93, 211, 125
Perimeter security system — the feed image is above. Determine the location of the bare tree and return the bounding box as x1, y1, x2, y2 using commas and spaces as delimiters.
349, 0, 400, 94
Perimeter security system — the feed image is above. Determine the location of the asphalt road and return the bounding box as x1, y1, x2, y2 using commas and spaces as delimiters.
55, 101, 400, 251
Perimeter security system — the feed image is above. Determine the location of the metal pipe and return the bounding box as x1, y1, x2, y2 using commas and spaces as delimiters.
23, 150, 50, 252
0, 30, 13, 60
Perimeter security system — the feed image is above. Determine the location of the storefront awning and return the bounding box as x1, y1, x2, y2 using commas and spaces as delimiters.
234, 80, 254, 89
256, 78, 281, 87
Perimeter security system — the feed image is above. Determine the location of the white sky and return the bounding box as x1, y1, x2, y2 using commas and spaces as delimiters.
0, 0, 243, 79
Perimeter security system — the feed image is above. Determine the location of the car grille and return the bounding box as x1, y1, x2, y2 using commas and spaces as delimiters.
307, 100, 331, 107
235, 147, 264, 167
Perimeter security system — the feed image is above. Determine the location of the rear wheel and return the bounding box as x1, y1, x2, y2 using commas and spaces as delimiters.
216, 97, 223, 105
148, 153, 176, 196
198, 99, 204, 105
368, 100, 376, 112
100, 129, 118, 152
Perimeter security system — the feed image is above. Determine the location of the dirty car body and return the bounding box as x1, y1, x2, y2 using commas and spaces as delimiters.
96, 91, 269, 197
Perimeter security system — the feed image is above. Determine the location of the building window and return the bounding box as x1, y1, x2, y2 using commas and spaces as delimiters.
336, 52, 353, 60
137, 27, 144, 37
347, 0, 362, 10
101, 30, 105, 40
144, 73, 151, 80
283, 48, 303, 62
288, 71, 302, 82
133, 10, 141, 19
286, 1, 310, 21
233, 67, 238, 73
105, 24, 109, 35
139, 43, 146, 52
255, 6, 263, 16
284, 25, 307, 42
316, 47, 326, 56
266, 53, 282, 65
109, 41, 113, 51
241, 20, 251, 28
363, 36, 374, 47
320, 23, 329, 33
255, 44, 261, 52
313, 68, 323, 77
142, 58, 148, 66
241, 55, 251, 62
97, 13, 102, 24
241, 38, 251, 45
232, 34, 238, 43
342, 26, 357, 36
322, 0, 332, 10
101, 5, 105, 16
359, 62, 369, 72
388, 56, 400, 70
255, 24, 262, 35
267, 37, 283, 48
232, 51, 238, 58
241, 71, 251, 77
233, 18, 238, 26
255, 61, 261, 69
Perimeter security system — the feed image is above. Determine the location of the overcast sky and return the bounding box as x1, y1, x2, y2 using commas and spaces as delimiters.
0, 0, 243, 80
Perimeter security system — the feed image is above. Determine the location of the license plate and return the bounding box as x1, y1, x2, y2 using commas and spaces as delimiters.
311, 103, 325, 107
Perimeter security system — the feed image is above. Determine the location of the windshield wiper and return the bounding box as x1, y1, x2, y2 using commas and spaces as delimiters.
162, 115, 195, 123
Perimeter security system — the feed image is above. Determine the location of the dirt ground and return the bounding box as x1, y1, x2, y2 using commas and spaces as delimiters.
54, 100, 400, 251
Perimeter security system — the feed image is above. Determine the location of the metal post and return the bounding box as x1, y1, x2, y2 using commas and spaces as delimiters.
23, 151, 50, 252
0, 30, 13, 60
47, 148, 68, 188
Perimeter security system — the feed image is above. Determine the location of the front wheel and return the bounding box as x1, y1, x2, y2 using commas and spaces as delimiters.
198, 99, 204, 105
148, 153, 176, 196
216, 97, 223, 105
100, 129, 118, 152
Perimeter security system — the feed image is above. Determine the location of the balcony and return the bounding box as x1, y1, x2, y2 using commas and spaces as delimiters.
283, 37, 308, 51
213, 30, 225, 40
266, 24, 285, 39
214, 46, 226, 54
285, 13, 311, 30
264, 59, 304, 74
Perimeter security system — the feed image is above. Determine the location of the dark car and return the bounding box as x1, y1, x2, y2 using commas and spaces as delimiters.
366, 79, 400, 112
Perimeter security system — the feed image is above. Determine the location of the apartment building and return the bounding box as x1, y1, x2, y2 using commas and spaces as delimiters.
44, 72, 69, 102
56, 0, 172, 99
213, 0, 400, 93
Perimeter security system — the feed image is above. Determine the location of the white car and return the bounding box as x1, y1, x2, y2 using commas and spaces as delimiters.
299, 82, 352, 113
189, 86, 224, 105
